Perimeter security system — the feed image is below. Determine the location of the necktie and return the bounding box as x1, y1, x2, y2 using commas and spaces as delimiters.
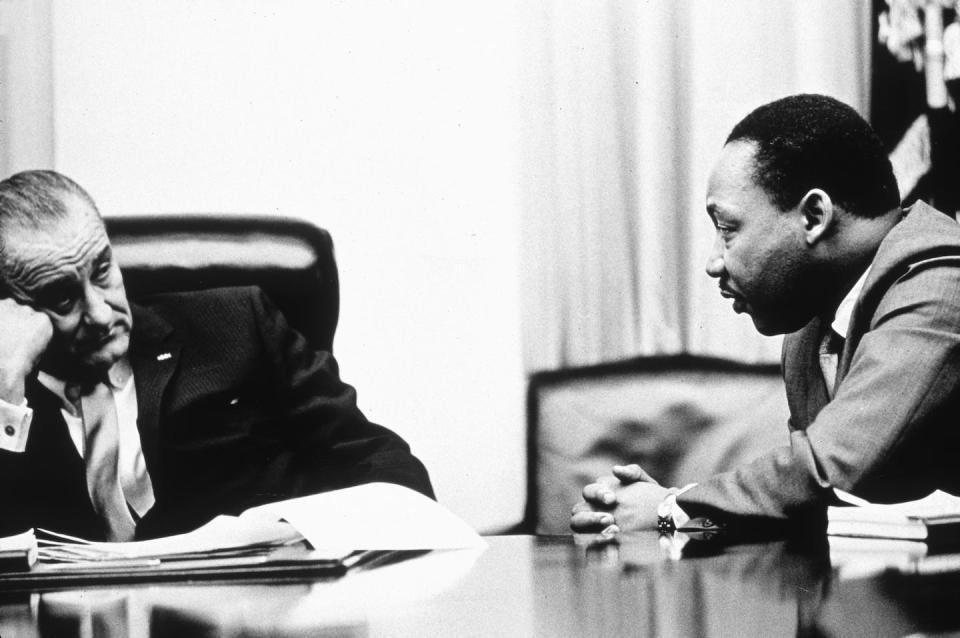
70, 381, 137, 542
818, 328, 844, 400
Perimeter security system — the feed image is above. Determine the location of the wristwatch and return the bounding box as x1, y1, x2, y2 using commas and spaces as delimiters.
656, 484, 697, 534
656, 489, 682, 533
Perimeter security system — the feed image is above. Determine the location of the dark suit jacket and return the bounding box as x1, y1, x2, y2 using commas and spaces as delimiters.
680, 202, 960, 525
0, 286, 434, 540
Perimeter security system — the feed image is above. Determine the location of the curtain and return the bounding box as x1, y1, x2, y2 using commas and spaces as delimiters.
519, 1, 872, 372
0, 0, 53, 177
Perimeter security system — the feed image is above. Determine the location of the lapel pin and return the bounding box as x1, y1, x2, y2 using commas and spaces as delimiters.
156, 352, 172, 361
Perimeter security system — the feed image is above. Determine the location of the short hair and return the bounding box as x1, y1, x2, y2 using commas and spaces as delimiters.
0, 170, 99, 230
726, 94, 900, 218
0, 170, 101, 275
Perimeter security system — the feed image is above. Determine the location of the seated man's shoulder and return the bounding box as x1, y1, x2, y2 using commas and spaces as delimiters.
134, 286, 273, 338
899, 201, 960, 247
139, 285, 265, 315
871, 203, 960, 286
130, 287, 286, 369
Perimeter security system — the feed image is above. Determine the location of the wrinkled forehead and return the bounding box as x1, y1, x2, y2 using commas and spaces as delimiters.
1, 201, 110, 284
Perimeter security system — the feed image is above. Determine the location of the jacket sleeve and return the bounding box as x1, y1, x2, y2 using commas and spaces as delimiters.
251, 288, 436, 500
678, 255, 960, 524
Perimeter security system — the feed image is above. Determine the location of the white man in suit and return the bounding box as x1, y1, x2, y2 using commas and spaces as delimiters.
0, 170, 434, 540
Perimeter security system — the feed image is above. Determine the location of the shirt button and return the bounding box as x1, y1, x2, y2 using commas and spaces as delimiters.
4, 425, 15, 437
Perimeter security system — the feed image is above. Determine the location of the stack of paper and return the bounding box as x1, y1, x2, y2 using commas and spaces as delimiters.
36, 516, 305, 567
828, 490, 960, 579
0, 530, 38, 571
828, 490, 960, 543
0, 482, 484, 587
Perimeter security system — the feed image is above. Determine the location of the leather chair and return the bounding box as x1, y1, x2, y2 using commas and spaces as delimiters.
104, 214, 339, 353
524, 354, 789, 534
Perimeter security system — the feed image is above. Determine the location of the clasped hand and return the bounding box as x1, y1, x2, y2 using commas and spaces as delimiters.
570, 464, 670, 533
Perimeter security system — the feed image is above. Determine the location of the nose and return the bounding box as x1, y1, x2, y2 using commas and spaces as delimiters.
705, 236, 724, 279
80, 282, 113, 327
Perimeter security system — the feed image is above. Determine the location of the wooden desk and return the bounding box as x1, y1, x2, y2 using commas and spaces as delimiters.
2, 534, 960, 637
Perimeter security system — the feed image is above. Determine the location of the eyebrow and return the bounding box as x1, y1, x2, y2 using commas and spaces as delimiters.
93, 244, 113, 265
707, 201, 738, 220
12, 241, 113, 299
17, 274, 75, 311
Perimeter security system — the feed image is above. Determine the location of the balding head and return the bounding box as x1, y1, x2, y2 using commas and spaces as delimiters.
0, 171, 103, 278
0, 171, 131, 378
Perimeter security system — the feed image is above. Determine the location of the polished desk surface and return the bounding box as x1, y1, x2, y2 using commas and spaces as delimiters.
2, 534, 960, 637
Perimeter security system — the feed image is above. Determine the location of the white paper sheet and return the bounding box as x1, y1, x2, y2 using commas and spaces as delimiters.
829, 489, 960, 525
37, 517, 305, 562
243, 482, 486, 551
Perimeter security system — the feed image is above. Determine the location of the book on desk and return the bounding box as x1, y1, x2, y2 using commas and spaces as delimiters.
0, 482, 484, 591
828, 490, 960, 578
828, 490, 960, 545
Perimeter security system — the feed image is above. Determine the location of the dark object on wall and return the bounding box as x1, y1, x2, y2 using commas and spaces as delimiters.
872, 0, 960, 216
105, 214, 339, 353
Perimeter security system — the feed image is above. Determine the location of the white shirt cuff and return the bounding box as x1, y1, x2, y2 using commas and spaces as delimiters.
0, 397, 32, 453
657, 483, 697, 531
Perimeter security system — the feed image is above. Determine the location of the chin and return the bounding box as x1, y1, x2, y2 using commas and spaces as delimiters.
750, 310, 812, 336
79, 334, 130, 370
751, 323, 782, 337
749, 315, 792, 337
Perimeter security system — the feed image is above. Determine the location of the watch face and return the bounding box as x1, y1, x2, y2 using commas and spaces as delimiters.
657, 492, 679, 534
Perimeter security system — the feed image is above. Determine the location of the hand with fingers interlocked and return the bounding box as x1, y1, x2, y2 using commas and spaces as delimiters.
569, 463, 671, 533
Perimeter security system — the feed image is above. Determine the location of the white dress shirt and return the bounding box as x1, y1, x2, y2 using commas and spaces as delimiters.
830, 265, 872, 341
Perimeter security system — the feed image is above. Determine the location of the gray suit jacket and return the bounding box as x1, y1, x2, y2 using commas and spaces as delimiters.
679, 202, 960, 525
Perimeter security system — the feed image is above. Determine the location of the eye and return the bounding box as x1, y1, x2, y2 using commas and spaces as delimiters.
92, 259, 113, 283
716, 224, 734, 239
39, 288, 78, 315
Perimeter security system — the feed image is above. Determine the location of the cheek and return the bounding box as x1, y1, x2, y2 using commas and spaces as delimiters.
756, 246, 804, 298
45, 313, 83, 344
724, 244, 761, 284
106, 283, 132, 318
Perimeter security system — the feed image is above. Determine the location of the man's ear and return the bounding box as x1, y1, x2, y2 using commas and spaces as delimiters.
798, 189, 835, 246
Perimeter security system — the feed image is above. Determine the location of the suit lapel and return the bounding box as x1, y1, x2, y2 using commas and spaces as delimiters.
129, 303, 181, 478
23, 375, 86, 480
18, 376, 105, 536
783, 317, 830, 429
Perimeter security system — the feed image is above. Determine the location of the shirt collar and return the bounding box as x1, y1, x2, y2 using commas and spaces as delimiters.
37, 372, 78, 417
830, 265, 872, 339
38, 357, 134, 414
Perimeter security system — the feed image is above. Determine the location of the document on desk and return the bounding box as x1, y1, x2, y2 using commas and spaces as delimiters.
828, 489, 960, 544
828, 490, 960, 579
0, 483, 482, 590
36, 516, 307, 564
243, 481, 485, 551
34, 482, 482, 564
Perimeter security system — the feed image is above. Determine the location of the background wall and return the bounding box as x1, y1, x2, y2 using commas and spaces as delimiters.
48, 1, 525, 532
0, 0, 53, 176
